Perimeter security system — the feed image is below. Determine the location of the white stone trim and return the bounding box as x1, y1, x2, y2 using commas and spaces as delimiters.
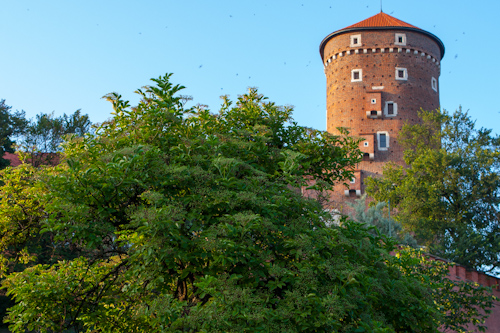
395, 33, 407, 46
350, 34, 362, 47
323, 47, 441, 68
384, 101, 398, 117
351, 69, 362, 82
431, 77, 438, 92
395, 67, 408, 80
377, 131, 390, 151
366, 110, 382, 118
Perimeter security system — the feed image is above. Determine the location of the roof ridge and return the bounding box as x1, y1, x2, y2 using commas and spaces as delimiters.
343, 12, 420, 30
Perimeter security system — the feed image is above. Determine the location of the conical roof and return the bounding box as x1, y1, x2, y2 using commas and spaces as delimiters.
319, 12, 444, 60
342, 12, 419, 30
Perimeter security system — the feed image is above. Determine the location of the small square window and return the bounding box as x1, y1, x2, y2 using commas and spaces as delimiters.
431, 77, 438, 92
395, 33, 406, 46
371, 98, 377, 104
350, 34, 361, 47
350, 178, 356, 184
351, 69, 362, 82
364, 142, 369, 147
395, 67, 408, 80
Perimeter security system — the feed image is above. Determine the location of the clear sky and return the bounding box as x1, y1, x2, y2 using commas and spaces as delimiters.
1, 0, 499, 134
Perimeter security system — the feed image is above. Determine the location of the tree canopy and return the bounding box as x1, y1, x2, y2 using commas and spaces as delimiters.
0, 100, 27, 168
0, 99, 92, 168
0, 76, 496, 332
366, 108, 500, 273
17, 110, 92, 166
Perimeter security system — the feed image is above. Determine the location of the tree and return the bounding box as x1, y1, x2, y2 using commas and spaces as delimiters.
366, 108, 500, 273
1, 76, 494, 332
0, 100, 27, 169
395, 247, 496, 333
0, 162, 81, 328
348, 194, 417, 247
18, 110, 92, 166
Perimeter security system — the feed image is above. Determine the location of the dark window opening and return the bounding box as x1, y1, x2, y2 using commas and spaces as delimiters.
398, 37, 403, 43
398, 70, 405, 78
387, 103, 394, 115
349, 189, 357, 197
353, 71, 360, 80
353, 38, 358, 44
379, 134, 387, 148
370, 110, 378, 115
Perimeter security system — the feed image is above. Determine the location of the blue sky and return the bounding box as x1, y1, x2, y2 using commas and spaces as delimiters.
1, 0, 499, 134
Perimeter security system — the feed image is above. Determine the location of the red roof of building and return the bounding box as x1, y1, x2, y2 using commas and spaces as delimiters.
3, 152, 22, 167
342, 12, 420, 30
2, 152, 60, 168
319, 12, 445, 61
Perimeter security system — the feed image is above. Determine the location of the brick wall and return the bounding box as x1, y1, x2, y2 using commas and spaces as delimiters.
322, 29, 442, 212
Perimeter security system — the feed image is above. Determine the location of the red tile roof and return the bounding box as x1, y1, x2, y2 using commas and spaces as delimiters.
2, 152, 60, 168
319, 12, 445, 61
3, 152, 22, 167
342, 12, 420, 30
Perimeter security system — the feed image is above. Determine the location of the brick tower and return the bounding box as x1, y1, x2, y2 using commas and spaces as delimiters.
319, 12, 445, 212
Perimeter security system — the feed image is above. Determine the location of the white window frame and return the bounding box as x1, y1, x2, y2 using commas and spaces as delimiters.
363, 141, 369, 147
371, 98, 377, 104
431, 77, 438, 92
395, 33, 406, 46
350, 34, 361, 47
351, 69, 362, 82
350, 177, 356, 184
384, 101, 398, 117
395, 67, 408, 81
377, 131, 389, 151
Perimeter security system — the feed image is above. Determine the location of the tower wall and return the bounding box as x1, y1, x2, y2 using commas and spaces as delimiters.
321, 28, 443, 211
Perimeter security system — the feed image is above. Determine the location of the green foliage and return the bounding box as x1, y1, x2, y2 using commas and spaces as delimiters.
395, 247, 497, 333
0, 163, 81, 327
0, 100, 27, 169
1, 75, 492, 332
0, 164, 47, 277
18, 110, 92, 166
347, 195, 416, 247
366, 108, 500, 272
